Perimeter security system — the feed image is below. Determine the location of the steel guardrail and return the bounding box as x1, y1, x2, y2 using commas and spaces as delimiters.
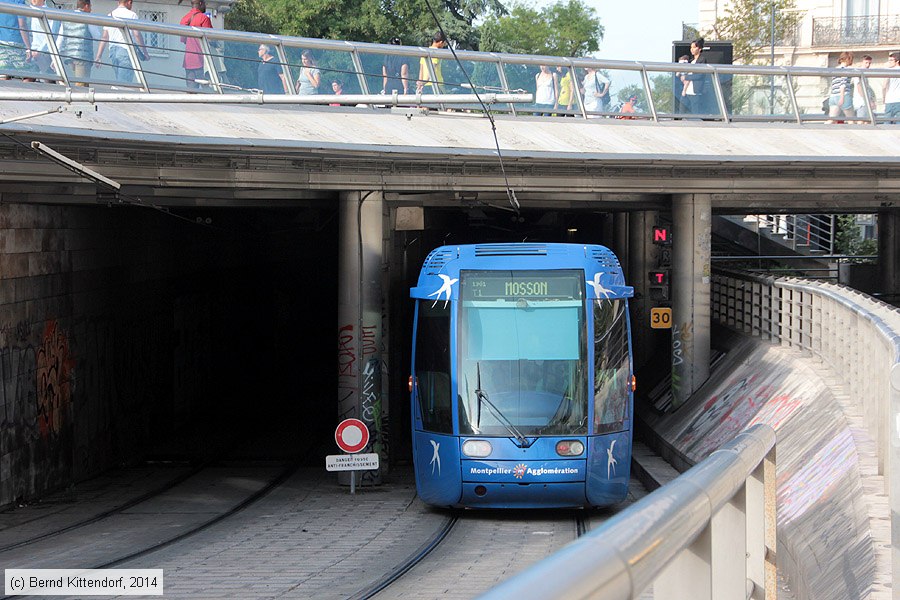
478, 424, 777, 600
1, 3, 899, 123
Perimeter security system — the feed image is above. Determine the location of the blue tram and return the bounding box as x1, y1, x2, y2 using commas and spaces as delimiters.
409, 243, 635, 508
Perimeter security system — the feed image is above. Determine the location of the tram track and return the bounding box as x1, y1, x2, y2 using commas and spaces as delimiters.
0, 462, 205, 554
350, 511, 460, 600
364, 476, 648, 600
361, 445, 673, 600
574, 510, 588, 537
0, 428, 266, 554
0, 437, 323, 600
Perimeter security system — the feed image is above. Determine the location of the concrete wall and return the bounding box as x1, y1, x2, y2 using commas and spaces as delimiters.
0, 203, 197, 505
641, 335, 890, 598
0, 202, 336, 507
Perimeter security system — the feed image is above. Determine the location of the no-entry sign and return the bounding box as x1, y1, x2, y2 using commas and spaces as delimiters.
335, 418, 369, 454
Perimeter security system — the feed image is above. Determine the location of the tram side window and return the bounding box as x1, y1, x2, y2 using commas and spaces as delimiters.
414, 301, 452, 433
593, 299, 630, 434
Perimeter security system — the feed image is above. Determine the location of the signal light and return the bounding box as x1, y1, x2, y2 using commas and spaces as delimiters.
555, 440, 584, 456
629, 375, 637, 392
652, 226, 671, 245
408, 376, 414, 393
648, 270, 669, 285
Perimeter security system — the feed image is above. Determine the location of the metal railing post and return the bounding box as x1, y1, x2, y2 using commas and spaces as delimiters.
198, 35, 222, 93
711, 66, 729, 123
656, 523, 713, 600
746, 445, 776, 599
274, 43, 292, 94
861, 73, 877, 126
121, 25, 148, 91
712, 489, 748, 600
495, 59, 515, 116
786, 72, 802, 124
350, 48, 369, 95
40, 13, 68, 87
641, 66, 659, 122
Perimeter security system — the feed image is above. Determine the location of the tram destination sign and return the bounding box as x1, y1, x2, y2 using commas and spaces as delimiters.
462, 271, 581, 300
326, 453, 380, 471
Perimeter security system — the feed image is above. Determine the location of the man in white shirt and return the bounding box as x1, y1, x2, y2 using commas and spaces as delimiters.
26, 0, 58, 79
94, 0, 148, 83
884, 52, 900, 123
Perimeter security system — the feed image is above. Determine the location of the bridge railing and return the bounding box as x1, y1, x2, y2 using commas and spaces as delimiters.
1, 3, 899, 124
478, 424, 777, 600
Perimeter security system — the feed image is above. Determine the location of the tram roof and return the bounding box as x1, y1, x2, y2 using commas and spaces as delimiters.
411, 243, 633, 301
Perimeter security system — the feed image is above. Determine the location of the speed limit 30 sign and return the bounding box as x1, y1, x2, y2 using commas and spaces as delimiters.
650, 307, 672, 329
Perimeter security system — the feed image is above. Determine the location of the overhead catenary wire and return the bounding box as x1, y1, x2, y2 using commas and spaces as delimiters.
418, 0, 521, 216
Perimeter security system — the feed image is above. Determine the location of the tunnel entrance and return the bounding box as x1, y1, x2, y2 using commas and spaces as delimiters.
0, 202, 338, 506
2, 199, 657, 505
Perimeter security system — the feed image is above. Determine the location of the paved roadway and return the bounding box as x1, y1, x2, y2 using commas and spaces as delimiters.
0, 450, 673, 599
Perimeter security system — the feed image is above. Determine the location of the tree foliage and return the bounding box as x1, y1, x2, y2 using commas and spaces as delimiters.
227, 0, 505, 49
479, 0, 603, 57
707, 0, 803, 65
225, 0, 277, 35
835, 215, 878, 259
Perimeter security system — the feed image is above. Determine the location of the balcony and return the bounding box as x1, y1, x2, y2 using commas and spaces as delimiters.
812, 15, 900, 47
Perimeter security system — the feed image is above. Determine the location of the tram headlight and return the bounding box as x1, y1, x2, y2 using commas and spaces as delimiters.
462, 439, 493, 458
556, 440, 585, 456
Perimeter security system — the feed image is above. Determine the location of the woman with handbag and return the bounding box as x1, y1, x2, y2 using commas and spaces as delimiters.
582, 67, 609, 116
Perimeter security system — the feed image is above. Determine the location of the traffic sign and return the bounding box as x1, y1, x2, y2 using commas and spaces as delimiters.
335, 418, 369, 453
650, 307, 672, 329
326, 453, 380, 471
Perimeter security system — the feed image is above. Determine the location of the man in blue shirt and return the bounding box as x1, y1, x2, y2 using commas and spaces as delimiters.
0, 0, 30, 76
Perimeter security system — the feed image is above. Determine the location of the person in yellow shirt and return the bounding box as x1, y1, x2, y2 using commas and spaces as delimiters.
554, 66, 574, 115
416, 31, 446, 93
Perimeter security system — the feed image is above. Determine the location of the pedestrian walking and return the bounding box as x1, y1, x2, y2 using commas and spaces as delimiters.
180, 0, 212, 89
94, 0, 149, 83
55, 0, 94, 85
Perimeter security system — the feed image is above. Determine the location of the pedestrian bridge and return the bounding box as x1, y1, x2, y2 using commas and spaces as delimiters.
1, 3, 899, 210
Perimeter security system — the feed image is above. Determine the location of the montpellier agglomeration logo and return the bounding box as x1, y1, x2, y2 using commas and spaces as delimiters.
513, 464, 527, 479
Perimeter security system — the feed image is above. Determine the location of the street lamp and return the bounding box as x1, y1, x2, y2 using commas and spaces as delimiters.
769, 4, 805, 115
770, 1, 776, 114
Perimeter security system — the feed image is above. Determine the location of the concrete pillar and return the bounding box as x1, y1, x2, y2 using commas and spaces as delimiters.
612, 212, 629, 271
337, 191, 385, 484
671, 194, 711, 409
628, 210, 660, 372
877, 208, 900, 298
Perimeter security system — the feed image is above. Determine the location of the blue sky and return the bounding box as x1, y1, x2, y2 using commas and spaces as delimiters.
551, 0, 699, 63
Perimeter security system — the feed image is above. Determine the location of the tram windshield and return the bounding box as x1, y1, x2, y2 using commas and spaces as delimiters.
457, 270, 588, 436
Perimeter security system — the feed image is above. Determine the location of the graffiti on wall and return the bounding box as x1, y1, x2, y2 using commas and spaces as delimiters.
0, 309, 176, 505
0, 318, 76, 506
336, 322, 385, 484
337, 324, 356, 421
671, 320, 694, 406
35, 321, 75, 439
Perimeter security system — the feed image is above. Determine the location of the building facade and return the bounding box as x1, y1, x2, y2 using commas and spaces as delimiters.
699, 0, 899, 68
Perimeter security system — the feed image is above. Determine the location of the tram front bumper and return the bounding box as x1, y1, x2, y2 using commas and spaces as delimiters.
460, 459, 587, 508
